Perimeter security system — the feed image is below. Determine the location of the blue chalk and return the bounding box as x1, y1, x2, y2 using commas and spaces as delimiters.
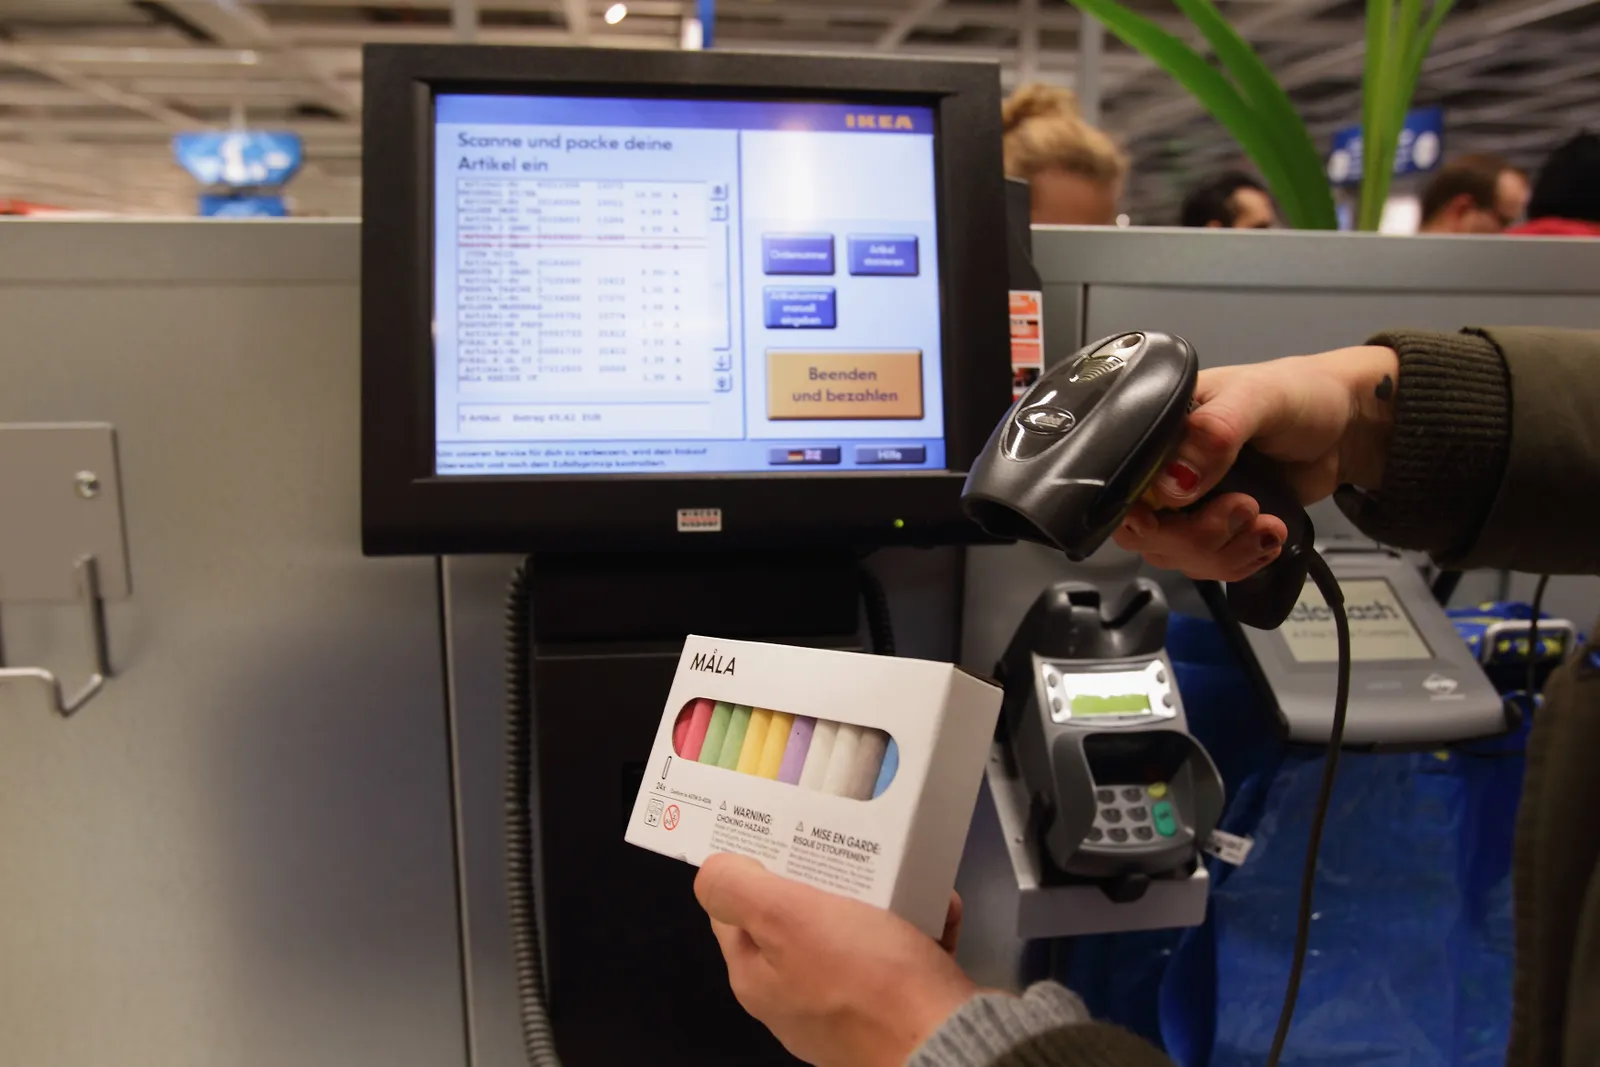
872, 737, 899, 798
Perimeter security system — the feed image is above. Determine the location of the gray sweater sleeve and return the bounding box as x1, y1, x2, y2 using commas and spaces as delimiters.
907, 982, 1173, 1067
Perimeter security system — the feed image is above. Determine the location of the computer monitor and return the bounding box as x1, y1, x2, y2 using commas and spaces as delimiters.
362, 45, 1011, 554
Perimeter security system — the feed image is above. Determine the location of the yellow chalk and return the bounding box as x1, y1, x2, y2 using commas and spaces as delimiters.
754, 711, 794, 779
735, 707, 773, 775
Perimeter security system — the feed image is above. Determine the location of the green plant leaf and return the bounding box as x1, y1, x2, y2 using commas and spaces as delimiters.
1398, 0, 1457, 115
1168, 0, 1337, 227
1405, 0, 1457, 84
1066, 0, 1303, 226
1360, 0, 1396, 229
1382, 0, 1423, 189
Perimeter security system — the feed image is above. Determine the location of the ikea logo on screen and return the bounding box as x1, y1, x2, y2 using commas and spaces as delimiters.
845, 113, 918, 131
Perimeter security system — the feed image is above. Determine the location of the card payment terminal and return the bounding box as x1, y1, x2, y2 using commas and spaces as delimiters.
995, 578, 1224, 900
1203, 540, 1508, 745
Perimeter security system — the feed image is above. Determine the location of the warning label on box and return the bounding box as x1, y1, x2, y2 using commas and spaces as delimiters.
782, 822, 880, 895
710, 802, 786, 863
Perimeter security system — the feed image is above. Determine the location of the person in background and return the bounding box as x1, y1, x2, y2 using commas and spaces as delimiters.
698, 324, 1600, 1067
1417, 153, 1529, 233
1002, 83, 1128, 226
1179, 171, 1278, 229
1507, 133, 1600, 237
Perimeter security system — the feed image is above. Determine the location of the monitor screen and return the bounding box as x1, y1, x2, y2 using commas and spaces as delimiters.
1281, 578, 1433, 664
433, 93, 945, 477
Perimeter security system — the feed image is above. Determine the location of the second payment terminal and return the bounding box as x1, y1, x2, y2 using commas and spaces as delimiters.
1203, 540, 1508, 745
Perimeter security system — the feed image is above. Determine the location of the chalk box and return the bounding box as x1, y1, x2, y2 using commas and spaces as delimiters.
624, 635, 1002, 938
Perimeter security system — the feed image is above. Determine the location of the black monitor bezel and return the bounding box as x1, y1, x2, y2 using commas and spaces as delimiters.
362, 44, 1011, 555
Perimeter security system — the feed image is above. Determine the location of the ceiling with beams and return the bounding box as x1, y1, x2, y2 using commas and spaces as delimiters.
1, 0, 1597, 220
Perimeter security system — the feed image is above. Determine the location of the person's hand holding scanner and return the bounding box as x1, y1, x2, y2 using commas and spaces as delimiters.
694, 853, 975, 1067
1113, 345, 1399, 579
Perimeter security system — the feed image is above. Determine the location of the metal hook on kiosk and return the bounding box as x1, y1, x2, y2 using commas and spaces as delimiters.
0, 555, 113, 717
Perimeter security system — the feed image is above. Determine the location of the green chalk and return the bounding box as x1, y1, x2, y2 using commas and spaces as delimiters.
698, 701, 735, 765
716, 704, 753, 770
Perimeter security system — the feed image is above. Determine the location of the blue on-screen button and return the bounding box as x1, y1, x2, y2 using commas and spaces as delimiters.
763, 286, 836, 328
847, 235, 919, 276
763, 233, 835, 275
854, 445, 926, 465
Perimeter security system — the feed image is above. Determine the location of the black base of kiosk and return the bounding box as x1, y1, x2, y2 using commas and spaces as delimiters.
523, 550, 865, 1066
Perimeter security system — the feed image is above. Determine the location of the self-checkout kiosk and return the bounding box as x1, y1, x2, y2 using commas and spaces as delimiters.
356, 43, 1533, 1067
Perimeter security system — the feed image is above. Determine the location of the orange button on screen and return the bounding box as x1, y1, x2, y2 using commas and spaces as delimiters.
767, 349, 923, 420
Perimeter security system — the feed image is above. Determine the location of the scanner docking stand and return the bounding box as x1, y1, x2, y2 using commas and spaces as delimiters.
985, 578, 1224, 938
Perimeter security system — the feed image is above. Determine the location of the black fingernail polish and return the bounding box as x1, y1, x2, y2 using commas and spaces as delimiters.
1259, 534, 1280, 551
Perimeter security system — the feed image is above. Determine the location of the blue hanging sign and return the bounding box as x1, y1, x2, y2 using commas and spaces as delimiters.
697, 0, 716, 46
1326, 106, 1445, 187
174, 130, 303, 189
199, 194, 288, 218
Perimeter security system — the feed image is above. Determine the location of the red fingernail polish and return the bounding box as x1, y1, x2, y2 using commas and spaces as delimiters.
1260, 534, 1280, 551
1165, 462, 1199, 492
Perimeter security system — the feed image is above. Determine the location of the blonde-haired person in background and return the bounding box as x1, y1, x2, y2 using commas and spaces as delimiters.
1002, 82, 1129, 225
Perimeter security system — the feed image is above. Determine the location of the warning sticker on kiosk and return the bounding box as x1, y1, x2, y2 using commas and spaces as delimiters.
1281, 578, 1432, 663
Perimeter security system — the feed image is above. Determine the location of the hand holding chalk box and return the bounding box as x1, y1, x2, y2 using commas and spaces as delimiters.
625, 635, 1002, 939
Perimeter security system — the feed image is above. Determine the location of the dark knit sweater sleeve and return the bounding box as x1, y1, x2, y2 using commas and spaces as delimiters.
1333, 328, 1510, 560
1338, 326, 1600, 572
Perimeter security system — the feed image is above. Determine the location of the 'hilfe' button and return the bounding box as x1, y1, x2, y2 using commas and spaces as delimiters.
764, 287, 836, 329
763, 233, 835, 275
855, 445, 926, 465
768, 446, 842, 465
848, 235, 919, 276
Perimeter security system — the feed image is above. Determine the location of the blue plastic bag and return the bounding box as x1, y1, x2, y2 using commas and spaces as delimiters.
1056, 611, 1523, 1067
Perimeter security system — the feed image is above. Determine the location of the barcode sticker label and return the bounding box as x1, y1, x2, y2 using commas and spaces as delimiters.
1204, 829, 1254, 866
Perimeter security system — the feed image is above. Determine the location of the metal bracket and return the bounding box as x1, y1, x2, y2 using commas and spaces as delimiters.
0, 555, 112, 717
0, 422, 129, 718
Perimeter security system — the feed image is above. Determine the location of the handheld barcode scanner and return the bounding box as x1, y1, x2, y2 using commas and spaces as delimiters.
963, 330, 1350, 1067
961, 330, 1313, 629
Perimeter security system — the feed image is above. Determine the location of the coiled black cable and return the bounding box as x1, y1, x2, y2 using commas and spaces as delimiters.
505, 562, 562, 1067
858, 567, 896, 657
1527, 574, 1550, 704
1265, 550, 1350, 1067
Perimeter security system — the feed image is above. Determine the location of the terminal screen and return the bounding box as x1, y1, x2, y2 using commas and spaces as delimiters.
1281, 578, 1433, 664
432, 93, 945, 476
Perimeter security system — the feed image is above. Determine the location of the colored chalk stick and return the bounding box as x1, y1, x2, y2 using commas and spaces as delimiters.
845, 728, 889, 800
872, 738, 899, 798
736, 707, 774, 775
679, 698, 715, 762
716, 705, 754, 770
755, 711, 795, 779
776, 716, 817, 784
798, 719, 840, 791
821, 723, 864, 796
698, 701, 734, 765
672, 705, 694, 756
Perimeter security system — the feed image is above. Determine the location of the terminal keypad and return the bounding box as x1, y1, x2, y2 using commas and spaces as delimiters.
1089, 782, 1179, 847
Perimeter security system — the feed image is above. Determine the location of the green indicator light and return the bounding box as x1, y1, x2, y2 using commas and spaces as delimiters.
893, 518, 905, 529
1070, 694, 1151, 716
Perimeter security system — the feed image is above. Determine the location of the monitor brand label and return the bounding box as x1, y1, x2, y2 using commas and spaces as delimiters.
677, 507, 723, 533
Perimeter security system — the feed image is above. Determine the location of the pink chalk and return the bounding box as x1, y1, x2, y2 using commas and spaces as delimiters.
675, 698, 714, 759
